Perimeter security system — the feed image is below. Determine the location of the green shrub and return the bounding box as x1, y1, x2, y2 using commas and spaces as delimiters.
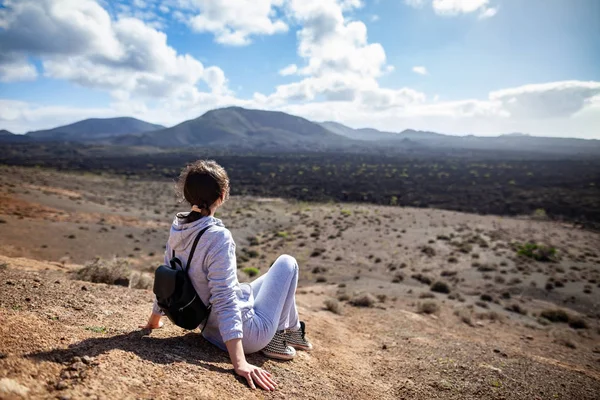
516, 243, 557, 262
242, 267, 260, 277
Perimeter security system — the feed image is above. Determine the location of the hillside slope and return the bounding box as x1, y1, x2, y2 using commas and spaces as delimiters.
0, 264, 599, 400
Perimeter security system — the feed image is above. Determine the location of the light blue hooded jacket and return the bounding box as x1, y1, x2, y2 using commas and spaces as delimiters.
153, 214, 254, 348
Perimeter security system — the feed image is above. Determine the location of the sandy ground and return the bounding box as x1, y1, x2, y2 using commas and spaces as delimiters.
0, 165, 599, 399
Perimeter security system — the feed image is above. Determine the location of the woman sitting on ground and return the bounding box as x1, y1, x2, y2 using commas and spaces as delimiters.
140, 160, 312, 391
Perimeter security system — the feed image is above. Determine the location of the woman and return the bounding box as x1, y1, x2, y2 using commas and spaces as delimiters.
140, 160, 312, 391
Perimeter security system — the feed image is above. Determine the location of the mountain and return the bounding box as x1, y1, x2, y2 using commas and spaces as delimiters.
27, 117, 165, 141
115, 107, 353, 149
0, 129, 14, 136
320, 121, 398, 141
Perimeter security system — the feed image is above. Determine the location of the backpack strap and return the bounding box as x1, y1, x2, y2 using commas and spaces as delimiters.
185, 226, 211, 273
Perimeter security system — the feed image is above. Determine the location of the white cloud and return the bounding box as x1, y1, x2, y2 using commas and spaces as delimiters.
279, 64, 298, 76
489, 81, 600, 119
406, 0, 498, 18
404, 0, 426, 8
478, 6, 497, 19
0, 59, 37, 82
262, 0, 407, 107
369, 14, 380, 22
0, 0, 229, 104
187, 0, 288, 46
412, 66, 427, 75
432, 0, 489, 15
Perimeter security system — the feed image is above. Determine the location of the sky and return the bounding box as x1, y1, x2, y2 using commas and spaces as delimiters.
0, 0, 599, 138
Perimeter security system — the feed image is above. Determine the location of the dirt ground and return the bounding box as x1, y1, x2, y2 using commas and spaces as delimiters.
0, 166, 599, 399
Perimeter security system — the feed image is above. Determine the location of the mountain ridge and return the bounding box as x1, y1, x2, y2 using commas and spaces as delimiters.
26, 117, 165, 141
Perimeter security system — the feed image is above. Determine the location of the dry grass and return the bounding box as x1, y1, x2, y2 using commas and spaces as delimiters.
75, 257, 132, 287
349, 293, 377, 308
324, 298, 344, 315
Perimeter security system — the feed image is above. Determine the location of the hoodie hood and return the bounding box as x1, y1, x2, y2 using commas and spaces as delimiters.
167, 213, 224, 253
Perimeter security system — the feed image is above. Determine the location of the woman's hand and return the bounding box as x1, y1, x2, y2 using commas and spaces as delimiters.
235, 361, 277, 391
139, 313, 164, 329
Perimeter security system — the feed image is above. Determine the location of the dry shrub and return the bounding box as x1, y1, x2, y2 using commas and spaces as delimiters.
349, 293, 377, 308
337, 293, 350, 302
324, 299, 343, 315
418, 301, 439, 314
76, 257, 131, 287
130, 271, 153, 290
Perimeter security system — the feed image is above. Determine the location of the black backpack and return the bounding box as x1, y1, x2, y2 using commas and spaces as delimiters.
153, 226, 211, 330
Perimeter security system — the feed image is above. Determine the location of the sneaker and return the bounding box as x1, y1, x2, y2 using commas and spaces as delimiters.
261, 331, 296, 360
286, 321, 313, 351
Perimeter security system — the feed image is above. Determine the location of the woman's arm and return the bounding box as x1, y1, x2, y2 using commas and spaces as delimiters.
226, 339, 276, 391
206, 230, 276, 391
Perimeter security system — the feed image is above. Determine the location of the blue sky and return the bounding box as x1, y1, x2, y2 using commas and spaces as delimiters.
0, 0, 599, 137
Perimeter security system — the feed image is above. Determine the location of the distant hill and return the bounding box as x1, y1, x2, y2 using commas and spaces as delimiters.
320, 121, 397, 141
115, 107, 353, 150
0, 129, 14, 136
27, 117, 165, 141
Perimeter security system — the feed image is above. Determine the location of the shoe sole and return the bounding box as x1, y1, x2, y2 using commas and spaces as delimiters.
261, 350, 296, 360
289, 343, 313, 351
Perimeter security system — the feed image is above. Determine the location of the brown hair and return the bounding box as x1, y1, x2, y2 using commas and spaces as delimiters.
176, 160, 230, 222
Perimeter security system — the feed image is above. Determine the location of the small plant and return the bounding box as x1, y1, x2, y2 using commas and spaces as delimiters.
421, 246, 436, 257
540, 309, 569, 323
349, 293, 377, 308
515, 242, 557, 262
276, 231, 289, 238
505, 304, 527, 315
418, 301, 439, 314
337, 293, 350, 301
310, 248, 326, 257
412, 273, 433, 285
324, 299, 343, 315
480, 294, 493, 302
85, 326, 107, 334
242, 267, 260, 277
430, 281, 451, 294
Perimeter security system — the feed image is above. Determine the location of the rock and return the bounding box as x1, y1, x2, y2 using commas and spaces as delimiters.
79, 371, 87, 379
382, 344, 387, 350
70, 362, 86, 371
69, 372, 79, 379
60, 371, 71, 380
0, 352, 6, 359
58, 395, 71, 400
55, 381, 68, 390
81, 286, 88, 291
72, 356, 81, 363
82, 356, 93, 365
